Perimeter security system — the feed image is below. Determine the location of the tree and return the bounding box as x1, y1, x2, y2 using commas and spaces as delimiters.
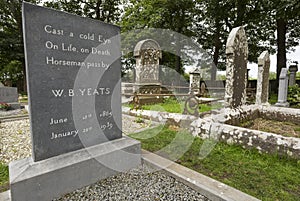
0, 0, 41, 90
44, 0, 122, 23
121, 0, 196, 75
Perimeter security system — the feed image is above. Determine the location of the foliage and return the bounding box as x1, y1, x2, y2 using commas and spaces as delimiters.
130, 126, 300, 200
296, 72, 300, 80
269, 72, 277, 80
288, 84, 300, 107
44, 0, 122, 23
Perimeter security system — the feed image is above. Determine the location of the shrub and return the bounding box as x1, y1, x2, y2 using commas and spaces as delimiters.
0, 102, 10, 111
288, 84, 300, 107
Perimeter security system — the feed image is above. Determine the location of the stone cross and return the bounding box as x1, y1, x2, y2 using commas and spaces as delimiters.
256, 51, 270, 105
288, 62, 298, 86
224, 26, 248, 108
134, 39, 162, 85
189, 67, 201, 95
275, 68, 289, 107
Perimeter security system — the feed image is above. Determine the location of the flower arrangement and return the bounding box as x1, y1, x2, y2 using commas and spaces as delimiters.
0, 102, 11, 111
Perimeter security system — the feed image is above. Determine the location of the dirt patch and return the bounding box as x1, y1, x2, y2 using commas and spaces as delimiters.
240, 118, 300, 138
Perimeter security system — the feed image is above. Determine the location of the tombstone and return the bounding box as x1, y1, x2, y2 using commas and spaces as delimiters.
275, 68, 289, 107
288, 62, 298, 86
256, 51, 270, 105
189, 67, 201, 95
224, 26, 248, 108
9, 3, 141, 201
134, 39, 162, 93
0, 87, 20, 109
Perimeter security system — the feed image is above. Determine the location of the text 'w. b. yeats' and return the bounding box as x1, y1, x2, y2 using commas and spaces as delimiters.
23, 2, 121, 161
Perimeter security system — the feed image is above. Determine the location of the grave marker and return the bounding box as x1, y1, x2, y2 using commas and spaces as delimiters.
256, 51, 270, 105
224, 26, 248, 108
9, 3, 140, 201
288, 62, 298, 86
275, 68, 289, 107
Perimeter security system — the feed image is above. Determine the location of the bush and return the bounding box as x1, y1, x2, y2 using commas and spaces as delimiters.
288, 84, 300, 107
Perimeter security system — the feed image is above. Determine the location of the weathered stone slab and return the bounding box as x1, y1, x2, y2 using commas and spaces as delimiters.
22, 2, 122, 161
288, 62, 298, 86
224, 26, 248, 108
275, 68, 289, 107
0, 87, 18, 103
256, 51, 270, 105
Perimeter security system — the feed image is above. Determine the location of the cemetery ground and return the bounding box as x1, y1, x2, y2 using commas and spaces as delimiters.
130, 125, 300, 201
0, 104, 300, 200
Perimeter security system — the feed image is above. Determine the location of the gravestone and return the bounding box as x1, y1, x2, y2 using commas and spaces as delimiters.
275, 68, 289, 107
0, 87, 20, 109
224, 26, 248, 108
256, 51, 270, 105
288, 62, 298, 86
134, 39, 162, 94
9, 3, 140, 201
189, 67, 201, 95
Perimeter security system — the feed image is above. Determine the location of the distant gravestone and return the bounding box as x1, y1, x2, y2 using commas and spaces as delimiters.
275, 68, 289, 107
289, 62, 298, 86
256, 51, 270, 105
224, 26, 248, 108
189, 67, 201, 95
9, 3, 140, 201
134, 39, 162, 94
0, 87, 20, 109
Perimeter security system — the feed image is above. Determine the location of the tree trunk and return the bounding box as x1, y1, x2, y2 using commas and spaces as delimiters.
211, 22, 221, 81
276, 18, 287, 90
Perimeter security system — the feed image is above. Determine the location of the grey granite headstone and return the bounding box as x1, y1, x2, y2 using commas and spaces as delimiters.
22, 2, 122, 162
224, 26, 248, 108
9, 3, 141, 201
288, 62, 298, 86
275, 68, 289, 107
256, 51, 270, 105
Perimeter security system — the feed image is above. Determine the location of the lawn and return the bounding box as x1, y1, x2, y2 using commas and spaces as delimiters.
0, 163, 9, 192
129, 126, 300, 201
124, 97, 223, 113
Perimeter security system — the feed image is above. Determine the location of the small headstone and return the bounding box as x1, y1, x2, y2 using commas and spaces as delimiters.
0, 82, 4, 87
189, 67, 201, 95
0, 87, 20, 109
275, 68, 289, 107
288, 62, 298, 86
134, 39, 162, 94
134, 39, 162, 84
224, 26, 248, 108
256, 51, 270, 105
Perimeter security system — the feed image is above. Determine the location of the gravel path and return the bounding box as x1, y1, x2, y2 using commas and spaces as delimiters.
0, 112, 209, 201
55, 165, 209, 201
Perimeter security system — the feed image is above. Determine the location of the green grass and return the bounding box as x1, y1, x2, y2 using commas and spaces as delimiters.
124, 97, 223, 113
0, 163, 9, 193
130, 126, 300, 201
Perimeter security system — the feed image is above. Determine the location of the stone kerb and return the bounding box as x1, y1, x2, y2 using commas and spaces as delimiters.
224, 26, 248, 109
256, 51, 270, 105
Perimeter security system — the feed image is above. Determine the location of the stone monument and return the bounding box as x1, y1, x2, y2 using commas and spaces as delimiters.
275, 68, 289, 107
256, 51, 270, 105
189, 67, 201, 95
134, 39, 162, 94
9, 3, 141, 201
288, 62, 298, 86
0, 86, 20, 109
224, 26, 248, 108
